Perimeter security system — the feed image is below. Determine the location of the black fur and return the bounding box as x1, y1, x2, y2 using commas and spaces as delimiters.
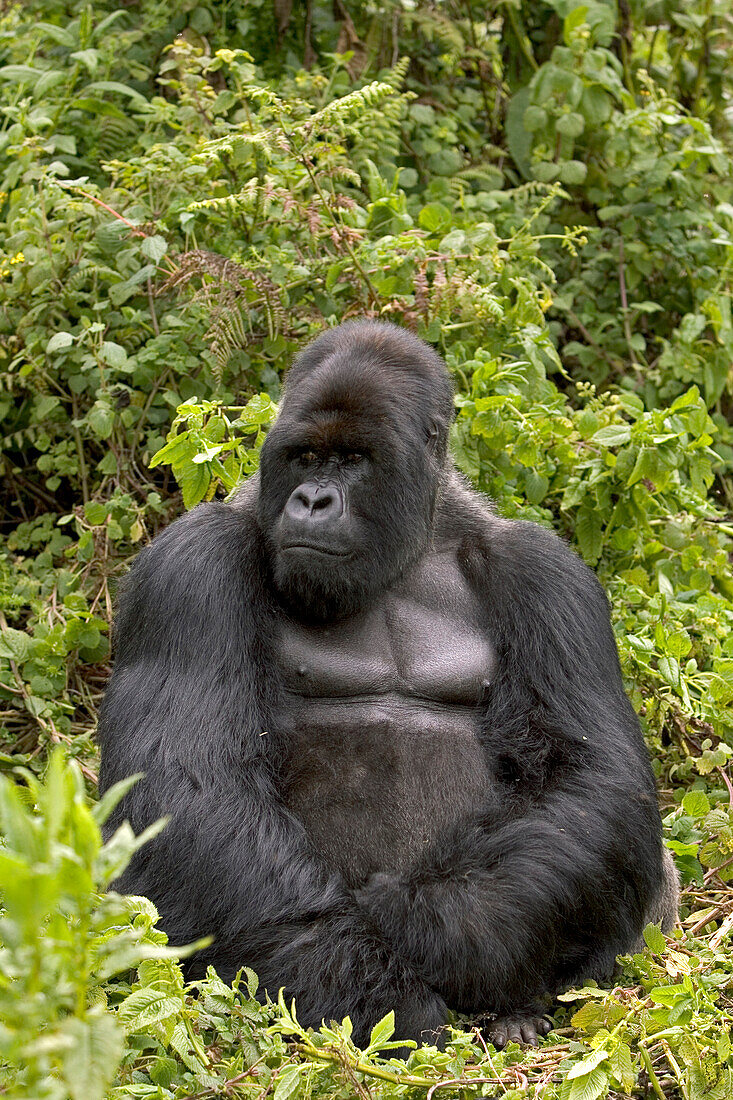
99, 321, 670, 1046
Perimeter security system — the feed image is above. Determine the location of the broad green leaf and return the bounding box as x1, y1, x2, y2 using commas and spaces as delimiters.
575, 505, 603, 563
643, 923, 667, 953
567, 1048, 609, 1080
418, 202, 452, 235
568, 1064, 609, 1100
118, 988, 181, 1031
84, 80, 148, 106
0, 64, 44, 85
178, 461, 211, 509
559, 160, 588, 186
591, 424, 632, 447
141, 234, 168, 263
649, 984, 689, 1006
608, 1042, 636, 1091
505, 86, 533, 177
88, 402, 114, 439
149, 432, 196, 469
0, 626, 32, 662
682, 791, 710, 818
100, 341, 128, 369
525, 469, 549, 504
658, 655, 681, 688
84, 501, 108, 526
47, 331, 74, 352
273, 1064, 303, 1100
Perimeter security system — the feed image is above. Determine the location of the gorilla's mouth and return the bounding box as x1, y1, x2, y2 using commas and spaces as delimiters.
281, 543, 351, 558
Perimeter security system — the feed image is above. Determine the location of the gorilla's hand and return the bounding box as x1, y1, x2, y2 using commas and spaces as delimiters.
486, 1014, 553, 1049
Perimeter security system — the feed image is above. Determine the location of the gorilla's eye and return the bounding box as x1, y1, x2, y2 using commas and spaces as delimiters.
344, 452, 364, 464
298, 450, 318, 465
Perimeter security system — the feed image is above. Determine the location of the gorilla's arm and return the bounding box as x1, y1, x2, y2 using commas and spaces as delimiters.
98, 502, 445, 1043
357, 521, 665, 1015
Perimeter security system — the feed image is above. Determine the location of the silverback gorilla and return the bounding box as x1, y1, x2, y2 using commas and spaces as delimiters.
99, 321, 678, 1049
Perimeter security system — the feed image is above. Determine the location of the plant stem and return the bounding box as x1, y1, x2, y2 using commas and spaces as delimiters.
296, 1042, 434, 1088
301, 157, 378, 305
639, 1044, 666, 1100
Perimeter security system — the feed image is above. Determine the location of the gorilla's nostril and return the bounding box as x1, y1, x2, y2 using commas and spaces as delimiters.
284, 482, 343, 524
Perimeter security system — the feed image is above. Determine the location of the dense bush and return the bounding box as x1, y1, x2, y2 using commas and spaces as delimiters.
1, 2, 732, 1097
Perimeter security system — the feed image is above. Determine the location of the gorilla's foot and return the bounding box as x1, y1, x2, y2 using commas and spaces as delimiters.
486, 1014, 552, 1049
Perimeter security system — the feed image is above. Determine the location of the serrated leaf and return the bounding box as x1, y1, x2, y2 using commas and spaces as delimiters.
239, 392, 277, 427
149, 433, 195, 469
575, 505, 603, 563
178, 462, 211, 509
608, 1042, 636, 1091
0, 626, 33, 662
643, 923, 667, 953
658, 655, 681, 688
556, 112, 585, 137
649, 983, 687, 1005
84, 502, 108, 526
88, 402, 114, 439
568, 1063, 609, 1100
273, 1064, 303, 1100
571, 1002, 607, 1029
141, 235, 168, 263
61, 1010, 124, 1100
418, 202, 452, 235
559, 160, 588, 186
117, 988, 181, 1032
682, 791, 710, 818
525, 469, 549, 504
567, 1048, 609, 1080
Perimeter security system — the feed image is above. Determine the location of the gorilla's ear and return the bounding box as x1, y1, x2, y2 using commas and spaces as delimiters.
426, 418, 448, 460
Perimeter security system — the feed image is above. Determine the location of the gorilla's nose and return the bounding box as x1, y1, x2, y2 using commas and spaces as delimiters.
284, 481, 343, 525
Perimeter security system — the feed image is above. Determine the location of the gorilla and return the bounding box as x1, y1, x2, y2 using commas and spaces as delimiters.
99, 320, 678, 1049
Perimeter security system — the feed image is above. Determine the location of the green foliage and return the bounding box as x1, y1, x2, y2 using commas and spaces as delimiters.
0, 750, 177, 1098
1, 1, 733, 1097
149, 393, 277, 507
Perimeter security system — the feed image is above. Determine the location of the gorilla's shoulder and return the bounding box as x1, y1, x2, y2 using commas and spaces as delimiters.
132, 500, 256, 577
442, 472, 612, 635
489, 515, 607, 601
133, 475, 261, 573
113, 483, 264, 663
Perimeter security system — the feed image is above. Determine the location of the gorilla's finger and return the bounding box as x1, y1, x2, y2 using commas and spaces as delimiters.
520, 1021, 539, 1046
505, 1020, 523, 1045
489, 1023, 507, 1049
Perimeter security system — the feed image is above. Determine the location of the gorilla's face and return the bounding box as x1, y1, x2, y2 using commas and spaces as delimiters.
257, 322, 454, 622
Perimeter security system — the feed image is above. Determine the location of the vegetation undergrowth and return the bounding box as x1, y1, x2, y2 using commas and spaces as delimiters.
0, 1, 732, 1097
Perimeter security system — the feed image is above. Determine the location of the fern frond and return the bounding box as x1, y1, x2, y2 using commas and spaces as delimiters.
162, 250, 286, 372
300, 81, 396, 133
66, 264, 123, 292
383, 56, 410, 90
188, 178, 260, 213
195, 128, 285, 165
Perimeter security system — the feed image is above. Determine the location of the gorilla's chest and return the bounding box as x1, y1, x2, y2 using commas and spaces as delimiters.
275, 549, 496, 885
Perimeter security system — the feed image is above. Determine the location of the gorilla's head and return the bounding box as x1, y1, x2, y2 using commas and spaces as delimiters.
258, 321, 455, 622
